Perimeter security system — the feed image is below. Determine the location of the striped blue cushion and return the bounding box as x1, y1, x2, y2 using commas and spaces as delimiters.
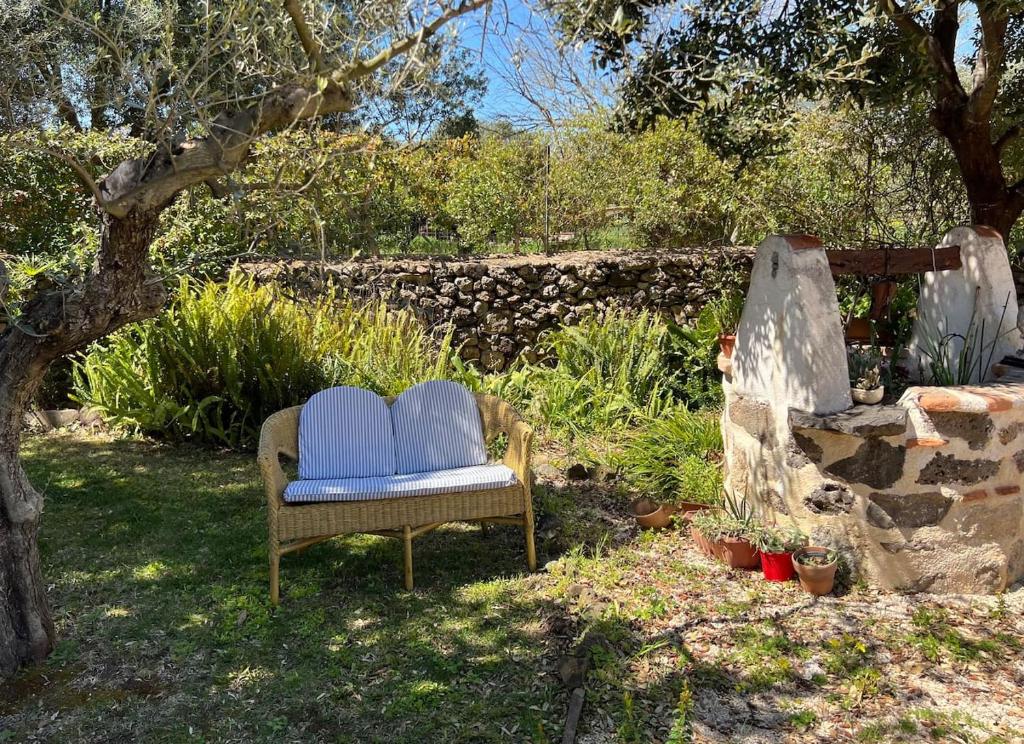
298, 386, 397, 480
283, 464, 517, 503
391, 380, 487, 475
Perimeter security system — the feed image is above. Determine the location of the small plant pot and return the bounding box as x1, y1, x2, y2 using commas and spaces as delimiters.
851, 385, 884, 405
630, 498, 676, 530
716, 537, 760, 569
792, 546, 838, 596
717, 333, 736, 358
760, 551, 795, 581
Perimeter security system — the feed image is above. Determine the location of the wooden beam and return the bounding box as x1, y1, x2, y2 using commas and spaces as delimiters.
826, 246, 961, 275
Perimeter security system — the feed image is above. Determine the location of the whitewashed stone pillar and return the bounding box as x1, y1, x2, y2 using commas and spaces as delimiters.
732, 234, 851, 415
907, 226, 1023, 383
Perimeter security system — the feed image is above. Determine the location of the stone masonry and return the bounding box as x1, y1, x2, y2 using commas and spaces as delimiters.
242, 248, 753, 371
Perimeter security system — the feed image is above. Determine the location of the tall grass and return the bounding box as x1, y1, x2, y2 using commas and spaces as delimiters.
73, 273, 472, 449
492, 306, 720, 440
616, 407, 724, 506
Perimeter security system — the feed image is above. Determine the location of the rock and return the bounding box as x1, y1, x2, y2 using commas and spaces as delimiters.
825, 439, 906, 489
789, 406, 908, 438
867, 491, 954, 528
532, 463, 561, 482
480, 350, 505, 371
804, 481, 855, 514
928, 411, 993, 450
917, 453, 1000, 486
729, 396, 773, 435
792, 432, 824, 463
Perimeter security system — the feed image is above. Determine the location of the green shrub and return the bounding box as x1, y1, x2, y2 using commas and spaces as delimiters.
616, 407, 723, 505
73, 273, 473, 449
493, 308, 684, 439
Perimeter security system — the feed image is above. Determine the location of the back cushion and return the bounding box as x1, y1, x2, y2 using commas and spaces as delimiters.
391, 380, 487, 475
298, 386, 397, 480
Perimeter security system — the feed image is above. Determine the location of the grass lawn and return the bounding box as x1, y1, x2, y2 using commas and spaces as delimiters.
3, 431, 1024, 743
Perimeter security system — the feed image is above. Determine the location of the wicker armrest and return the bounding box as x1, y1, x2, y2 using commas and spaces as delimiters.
257, 406, 302, 510
475, 394, 533, 486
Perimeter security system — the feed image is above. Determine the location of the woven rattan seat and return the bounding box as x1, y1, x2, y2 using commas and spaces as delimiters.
257, 393, 535, 603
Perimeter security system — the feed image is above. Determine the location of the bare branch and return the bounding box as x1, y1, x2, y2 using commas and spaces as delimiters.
35, 147, 106, 207
342, 0, 489, 82
283, 0, 325, 72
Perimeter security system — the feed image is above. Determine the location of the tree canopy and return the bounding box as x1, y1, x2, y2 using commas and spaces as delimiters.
554, 1, 1024, 240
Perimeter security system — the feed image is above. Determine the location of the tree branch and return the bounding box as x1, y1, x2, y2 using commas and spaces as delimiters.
341, 0, 489, 82
969, 3, 1009, 121
38, 148, 106, 207
282, 0, 325, 72
97, 1, 490, 218
876, 0, 966, 100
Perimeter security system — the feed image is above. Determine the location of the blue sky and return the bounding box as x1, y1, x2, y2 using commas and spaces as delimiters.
456, 0, 611, 126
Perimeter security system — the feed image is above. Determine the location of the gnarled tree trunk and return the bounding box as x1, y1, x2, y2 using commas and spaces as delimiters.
0, 208, 167, 678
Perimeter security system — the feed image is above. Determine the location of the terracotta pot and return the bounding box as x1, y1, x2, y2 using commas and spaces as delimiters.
689, 525, 716, 558
792, 546, 838, 596
675, 501, 711, 523
631, 498, 676, 529
845, 318, 872, 342
716, 537, 761, 569
760, 551, 795, 581
717, 334, 736, 358
851, 386, 884, 405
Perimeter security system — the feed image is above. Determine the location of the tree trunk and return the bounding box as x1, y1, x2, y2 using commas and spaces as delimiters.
0, 374, 53, 678
0, 208, 167, 679
932, 107, 1024, 241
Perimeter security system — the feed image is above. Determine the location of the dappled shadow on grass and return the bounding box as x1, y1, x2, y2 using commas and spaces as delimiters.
545, 526, 1024, 743
10, 433, 595, 743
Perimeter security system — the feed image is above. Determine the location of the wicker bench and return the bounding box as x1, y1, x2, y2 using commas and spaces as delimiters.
257, 382, 535, 604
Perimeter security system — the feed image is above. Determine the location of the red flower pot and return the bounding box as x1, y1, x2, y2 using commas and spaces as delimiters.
760, 551, 795, 581
717, 334, 736, 358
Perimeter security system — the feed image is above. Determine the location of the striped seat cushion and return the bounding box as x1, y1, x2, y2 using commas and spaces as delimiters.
298, 386, 397, 480
283, 464, 517, 503
391, 380, 487, 475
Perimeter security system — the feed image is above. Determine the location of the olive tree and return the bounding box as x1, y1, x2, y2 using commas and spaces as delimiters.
0, 0, 487, 678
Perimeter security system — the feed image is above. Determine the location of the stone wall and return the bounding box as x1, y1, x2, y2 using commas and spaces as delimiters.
242, 248, 753, 371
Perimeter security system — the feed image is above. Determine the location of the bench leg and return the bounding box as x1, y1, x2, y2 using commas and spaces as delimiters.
269, 543, 281, 606
403, 525, 414, 590
524, 518, 537, 572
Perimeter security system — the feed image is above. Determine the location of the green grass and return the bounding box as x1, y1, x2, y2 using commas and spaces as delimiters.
6, 431, 1023, 743
9, 433, 562, 742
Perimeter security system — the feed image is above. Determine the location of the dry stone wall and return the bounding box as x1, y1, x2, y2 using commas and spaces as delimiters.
243, 248, 753, 370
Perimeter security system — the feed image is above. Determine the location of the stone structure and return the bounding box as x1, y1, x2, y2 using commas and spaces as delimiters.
722, 227, 1024, 593
243, 248, 752, 370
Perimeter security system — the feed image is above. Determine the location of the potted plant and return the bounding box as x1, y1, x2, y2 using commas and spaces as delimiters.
792, 546, 839, 595
848, 346, 884, 404
690, 492, 759, 569
754, 525, 807, 582
709, 290, 744, 358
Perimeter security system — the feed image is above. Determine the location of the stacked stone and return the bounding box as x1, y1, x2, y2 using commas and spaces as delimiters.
249, 248, 753, 371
